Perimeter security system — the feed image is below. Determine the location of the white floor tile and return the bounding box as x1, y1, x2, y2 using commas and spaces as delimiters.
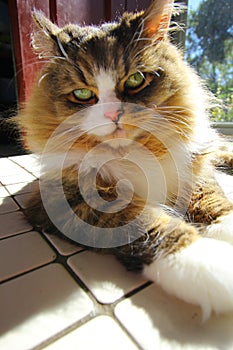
14, 193, 33, 209
115, 283, 233, 350
0, 212, 33, 238
0, 264, 94, 350
68, 251, 147, 304
0, 172, 36, 185
6, 180, 39, 195
215, 172, 233, 200
0, 231, 56, 282
43, 231, 83, 256
0, 185, 9, 198
43, 315, 138, 350
0, 196, 19, 214
10, 154, 41, 177
0, 158, 23, 176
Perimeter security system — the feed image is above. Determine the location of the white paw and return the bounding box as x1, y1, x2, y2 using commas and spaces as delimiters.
204, 211, 233, 244
143, 238, 233, 320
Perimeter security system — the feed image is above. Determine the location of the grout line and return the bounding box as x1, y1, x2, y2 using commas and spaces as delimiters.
0, 259, 57, 285
113, 315, 144, 350
0, 227, 33, 241
31, 313, 99, 350
10, 157, 40, 178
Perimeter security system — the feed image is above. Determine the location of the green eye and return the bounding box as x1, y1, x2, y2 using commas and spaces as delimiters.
73, 88, 94, 101
125, 72, 145, 89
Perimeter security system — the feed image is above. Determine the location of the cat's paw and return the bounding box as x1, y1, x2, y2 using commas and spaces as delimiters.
204, 211, 233, 245
143, 238, 233, 320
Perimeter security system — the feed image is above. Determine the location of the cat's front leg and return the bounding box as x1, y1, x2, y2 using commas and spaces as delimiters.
189, 176, 233, 245
143, 237, 233, 320
204, 211, 233, 244
143, 179, 233, 319
116, 211, 233, 320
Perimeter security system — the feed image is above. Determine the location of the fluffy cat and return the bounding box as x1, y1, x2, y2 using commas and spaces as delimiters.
19, 0, 233, 320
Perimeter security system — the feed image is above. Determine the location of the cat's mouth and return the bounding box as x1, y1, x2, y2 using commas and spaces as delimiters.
97, 125, 143, 149
112, 126, 127, 138
85, 119, 142, 148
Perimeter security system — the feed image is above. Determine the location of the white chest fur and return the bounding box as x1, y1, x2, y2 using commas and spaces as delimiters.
79, 140, 193, 213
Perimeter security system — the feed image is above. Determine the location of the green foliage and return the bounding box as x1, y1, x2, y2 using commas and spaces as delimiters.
185, 0, 233, 122
195, 0, 233, 63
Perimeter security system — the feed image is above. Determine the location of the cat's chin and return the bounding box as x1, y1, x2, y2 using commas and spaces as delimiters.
104, 138, 133, 149
113, 128, 127, 138
96, 128, 135, 149
100, 135, 133, 149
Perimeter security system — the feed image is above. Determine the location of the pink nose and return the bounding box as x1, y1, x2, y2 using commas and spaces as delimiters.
104, 110, 119, 122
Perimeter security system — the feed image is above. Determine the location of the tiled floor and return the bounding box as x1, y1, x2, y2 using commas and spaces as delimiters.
1, 154, 233, 350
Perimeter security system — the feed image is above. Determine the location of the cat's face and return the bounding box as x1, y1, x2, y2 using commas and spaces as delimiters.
21, 0, 203, 155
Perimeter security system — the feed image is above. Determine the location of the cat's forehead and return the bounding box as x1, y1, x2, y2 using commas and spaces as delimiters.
61, 20, 146, 80
61, 27, 130, 80
62, 23, 114, 42
62, 12, 141, 41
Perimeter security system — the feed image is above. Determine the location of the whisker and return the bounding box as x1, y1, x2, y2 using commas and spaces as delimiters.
157, 112, 190, 125
157, 105, 194, 113
38, 73, 49, 86
138, 108, 193, 137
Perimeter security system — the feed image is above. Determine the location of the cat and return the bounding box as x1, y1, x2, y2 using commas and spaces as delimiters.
19, 0, 233, 321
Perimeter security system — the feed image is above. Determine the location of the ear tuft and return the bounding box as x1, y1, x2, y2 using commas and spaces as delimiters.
142, 0, 174, 40
32, 10, 60, 37
31, 10, 70, 58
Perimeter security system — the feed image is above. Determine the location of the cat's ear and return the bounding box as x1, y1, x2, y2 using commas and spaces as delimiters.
32, 10, 60, 37
142, 0, 174, 40
31, 10, 70, 58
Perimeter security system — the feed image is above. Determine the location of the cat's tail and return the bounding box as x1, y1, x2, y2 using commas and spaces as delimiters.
143, 237, 233, 320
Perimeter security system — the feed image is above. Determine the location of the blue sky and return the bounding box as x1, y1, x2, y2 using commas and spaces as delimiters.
188, 0, 202, 11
